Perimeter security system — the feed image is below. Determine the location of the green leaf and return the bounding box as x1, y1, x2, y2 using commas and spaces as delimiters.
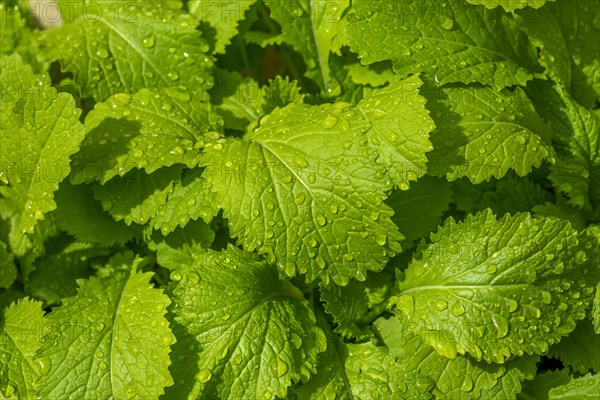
71, 88, 221, 184
387, 176, 453, 246
293, 309, 432, 399
202, 102, 410, 285
267, 0, 350, 92
345, 0, 540, 89
374, 317, 538, 399
150, 168, 217, 235
53, 183, 140, 246
548, 320, 600, 373
189, 0, 258, 54
148, 219, 215, 270
548, 373, 600, 400
393, 210, 597, 363
424, 82, 554, 183
0, 54, 85, 253
0, 298, 45, 400
517, 0, 600, 108
35, 266, 175, 399
38, 2, 212, 101
357, 75, 434, 188
92, 166, 183, 226
167, 246, 325, 400
467, 0, 554, 11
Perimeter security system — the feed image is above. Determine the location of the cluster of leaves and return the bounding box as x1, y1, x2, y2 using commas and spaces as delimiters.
1, 0, 599, 399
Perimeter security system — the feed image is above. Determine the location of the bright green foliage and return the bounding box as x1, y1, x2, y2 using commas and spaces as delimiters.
517, 0, 600, 108
374, 317, 538, 399
345, 0, 540, 89
467, 0, 554, 11
393, 210, 597, 363
0, 298, 45, 399
357, 75, 434, 188
202, 101, 408, 285
424, 83, 554, 183
35, 264, 175, 400
150, 169, 216, 235
38, 1, 212, 101
0, 54, 85, 254
167, 247, 325, 400
2, 0, 600, 397
71, 88, 222, 184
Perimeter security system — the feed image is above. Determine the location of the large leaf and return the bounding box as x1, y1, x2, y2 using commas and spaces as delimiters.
424, 82, 554, 183
166, 246, 325, 400
35, 265, 175, 399
203, 78, 435, 285
0, 298, 45, 399
345, 0, 540, 89
0, 54, 85, 254
38, 1, 212, 101
393, 210, 598, 363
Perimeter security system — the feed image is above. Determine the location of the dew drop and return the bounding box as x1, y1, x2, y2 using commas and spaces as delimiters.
142, 35, 155, 48
321, 115, 338, 129
293, 155, 309, 168
37, 357, 51, 375
99, 361, 108, 371
170, 271, 182, 282
397, 295, 415, 318
277, 358, 289, 377
96, 48, 109, 59
316, 215, 327, 226
435, 299, 448, 311
197, 369, 212, 383
461, 376, 473, 392
450, 302, 466, 317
